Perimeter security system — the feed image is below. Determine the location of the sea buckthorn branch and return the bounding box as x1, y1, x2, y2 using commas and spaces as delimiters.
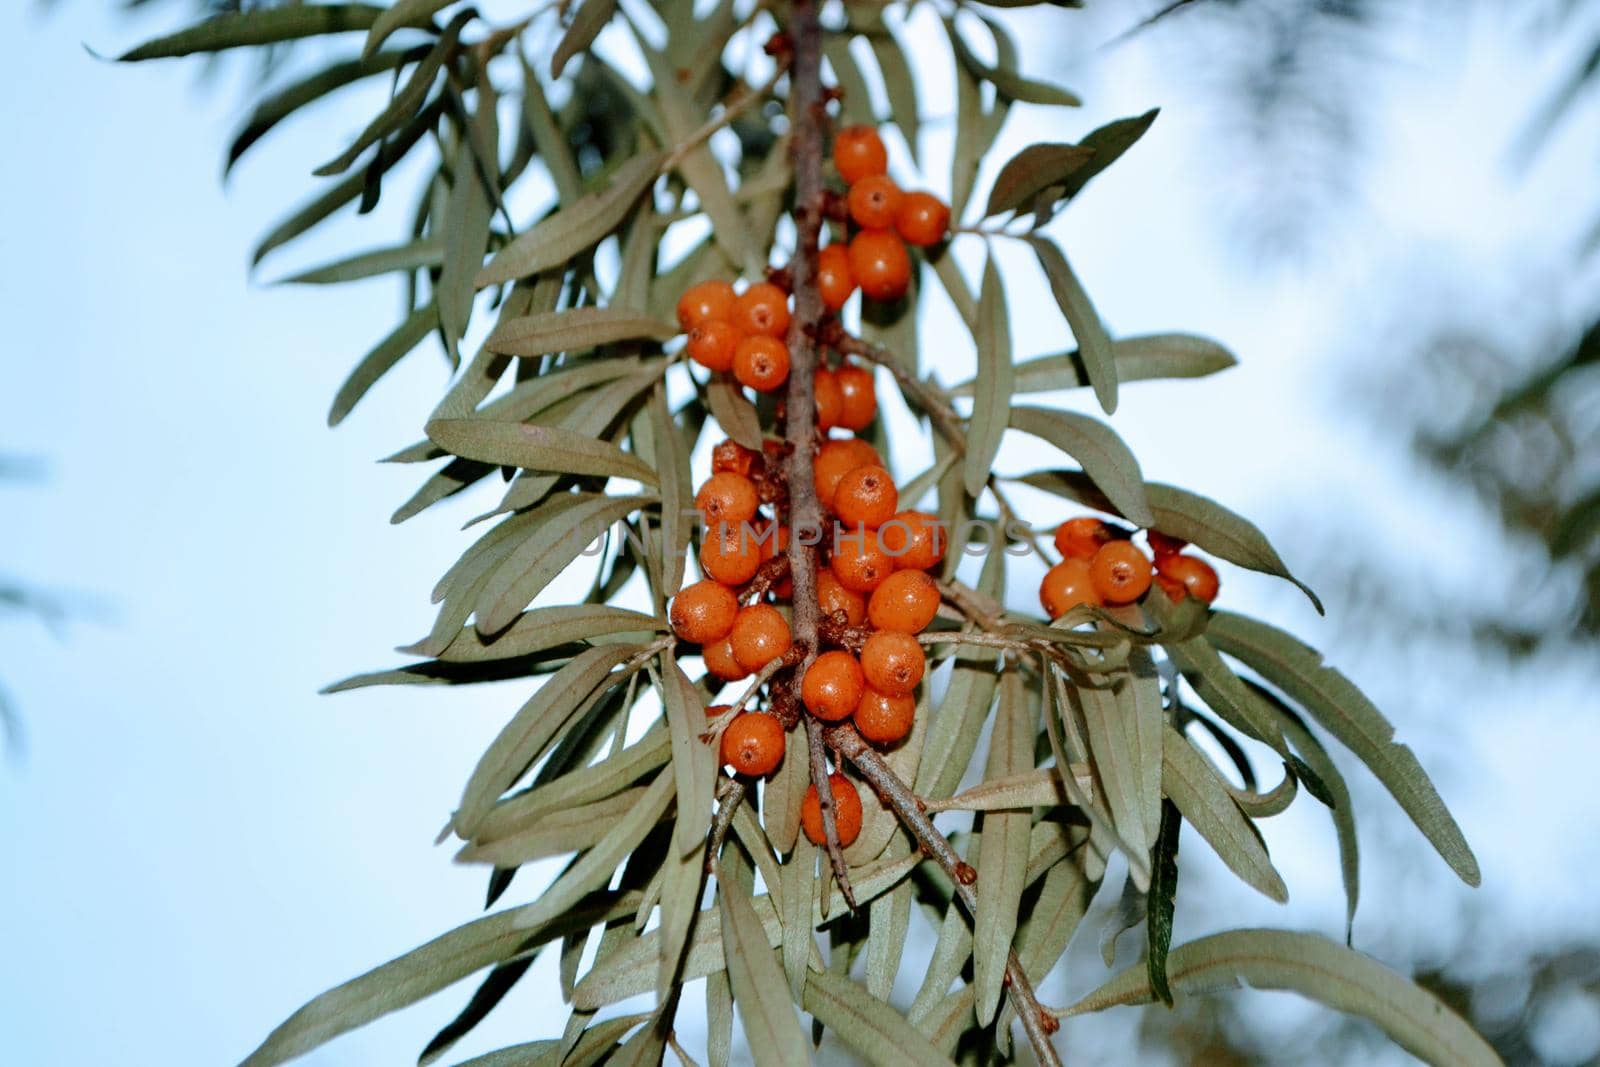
781, 0, 863, 899
703, 776, 747, 875
826, 722, 1065, 1066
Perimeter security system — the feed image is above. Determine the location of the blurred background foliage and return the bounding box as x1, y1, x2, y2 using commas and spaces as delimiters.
43, 0, 1600, 1062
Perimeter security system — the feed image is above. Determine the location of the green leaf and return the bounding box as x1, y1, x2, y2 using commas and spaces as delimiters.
822, 37, 877, 129
973, 672, 1033, 1026
117, 4, 393, 60
1146, 799, 1180, 1006
1027, 235, 1117, 414
1072, 676, 1154, 888
947, 17, 1080, 109
717, 872, 811, 1067
482, 307, 675, 357
948, 30, 989, 222
657, 835, 705, 999
452, 643, 646, 837
1162, 725, 1288, 902
951, 332, 1236, 396
426, 419, 658, 485
364, 0, 452, 58
276, 239, 443, 285
237, 893, 635, 1067
1207, 612, 1478, 886
1266, 694, 1360, 940
416, 604, 661, 662
924, 767, 1071, 812
780, 844, 816, 998
552, 0, 618, 77
474, 493, 653, 634
514, 768, 675, 933
1163, 635, 1291, 756
660, 658, 717, 857
913, 652, 999, 799
983, 110, 1157, 217
328, 301, 438, 426
477, 152, 665, 287
458, 787, 649, 866
228, 50, 412, 174
863, 18, 920, 161
802, 970, 957, 1067
315, 15, 466, 177
438, 112, 496, 358
963, 255, 1013, 497
1020, 469, 1318, 609
1067, 929, 1502, 1067
706, 376, 764, 451
1008, 408, 1154, 527
864, 835, 914, 1001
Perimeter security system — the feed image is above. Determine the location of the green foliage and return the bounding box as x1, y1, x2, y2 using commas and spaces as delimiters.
117, 2, 1494, 1064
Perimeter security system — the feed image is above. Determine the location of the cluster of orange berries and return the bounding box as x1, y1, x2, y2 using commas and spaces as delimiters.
677, 277, 794, 393
1038, 518, 1221, 619
666, 383, 949, 850
819, 125, 950, 309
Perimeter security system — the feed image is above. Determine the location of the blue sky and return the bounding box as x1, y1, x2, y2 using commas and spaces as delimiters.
3, 2, 1599, 1064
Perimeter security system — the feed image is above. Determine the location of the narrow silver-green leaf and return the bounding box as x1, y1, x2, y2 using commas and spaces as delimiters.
427, 418, 658, 485
477, 152, 664, 287
118, 4, 392, 60
781, 844, 816, 999
417, 604, 661, 663
363, 0, 452, 57
513, 768, 675, 932
552, 0, 617, 78
329, 301, 438, 426
661, 658, 717, 856
1162, 726, 1288, 902
277, 239, 443, 285
802, 970, 957, 1067
438, 97, 496, 357
453, 643, 643, 837
1207, 612, 1479, 886
973, 671, 1033, 1025
717, 871, 811, 1067
657, 835, 705, 999
1074, 677, 1153, 888
951, 333, 1237, 396
964, 255, 1013, 498
1028, 235, 1116, 414
483, 307, 675, 357
706, 376, 764, 451
1067, 929, 1502, 1067
474, 493, 652, 634
1008, 407, 1153, 526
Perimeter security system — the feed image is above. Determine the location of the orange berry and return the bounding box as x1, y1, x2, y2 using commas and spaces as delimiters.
704, 637, 750, 681
734, 282, 791, 339
834, 364, 876, 431
832, 125, 887, 185
879, 510, 946, 571
1053, 517, 1116, 561
814, 437, 883, 508
669, 579, 739, 644
848, 229, 912, 303
855, 688, 916, 746
830, 526, 894, 593
867, 569, 940, 633
1089, 541, 1153, 605
1148, 530, 1188, 559
712, 438, 759, 477
1039, 558, 1101, 619
720, 711, 786, 776
677, 279, 737, 332
1156, 553, 1220, 605
833, 464, 898, 529
701, 523, 762, 586
802, 650, 865, 721
801, 771, 863, 847
695, 472, 760, 528
814, 367, 843, 431
685, 319, 741, 372
848, 174, 904, 230
894, 191, 950, 247
817, 243, 857, 311
730, 603, 793, 673
733, 335, 791, 393
816, 568, 867, 626
860, 630, 925, 696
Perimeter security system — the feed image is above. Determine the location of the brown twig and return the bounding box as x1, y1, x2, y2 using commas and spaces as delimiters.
704, 777, 747, 874
781, 0, 859, 905
828, 723, 1064, 1066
